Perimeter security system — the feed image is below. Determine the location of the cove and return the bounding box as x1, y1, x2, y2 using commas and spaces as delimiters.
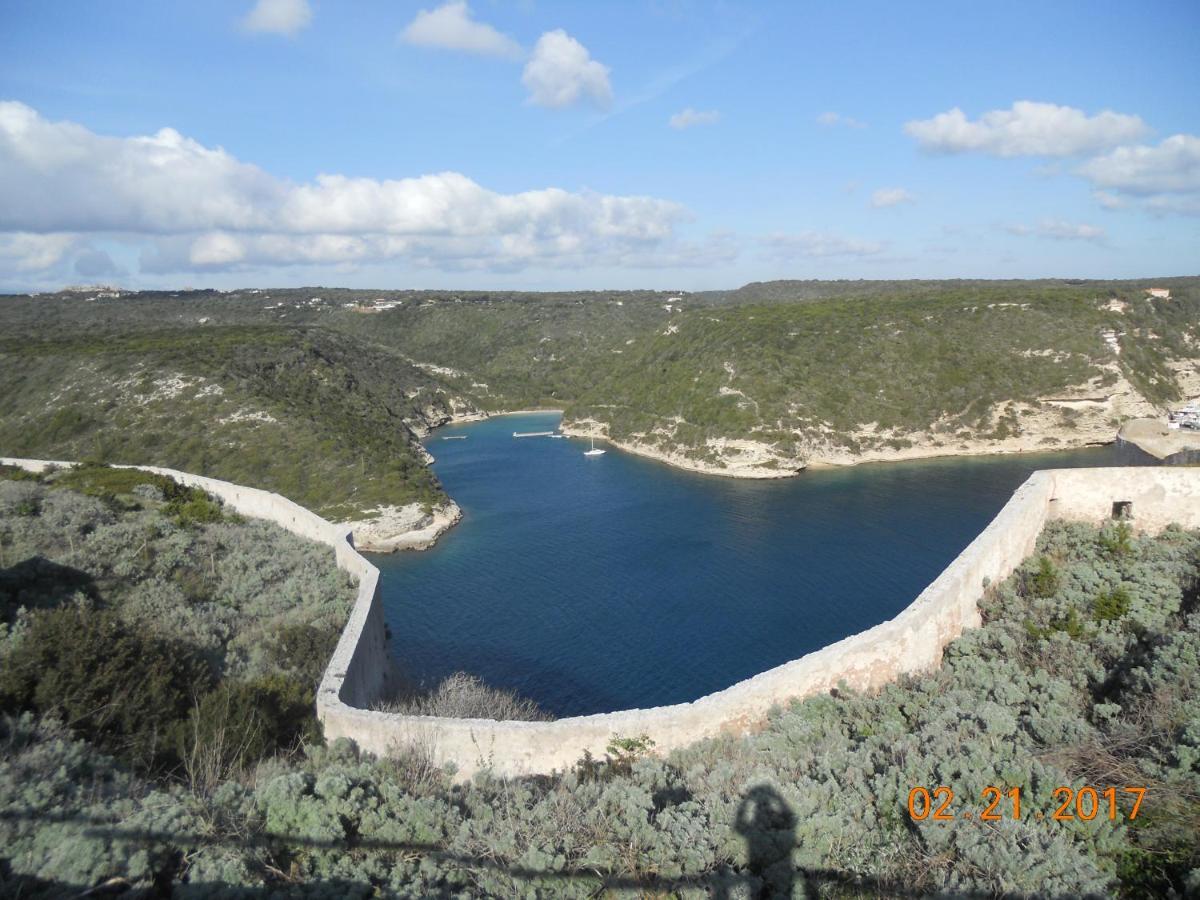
377, 412, 1121, 718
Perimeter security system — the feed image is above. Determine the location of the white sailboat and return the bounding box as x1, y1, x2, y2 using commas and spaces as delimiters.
583, 436, 606, 457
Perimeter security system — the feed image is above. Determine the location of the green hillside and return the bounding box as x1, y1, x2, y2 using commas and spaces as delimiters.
1, 277, 1196, 503
0, 326, 460, 519
326, 278, 1199, 465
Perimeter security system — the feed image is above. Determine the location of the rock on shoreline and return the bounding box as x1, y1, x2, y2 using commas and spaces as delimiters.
344, 501, 463, 553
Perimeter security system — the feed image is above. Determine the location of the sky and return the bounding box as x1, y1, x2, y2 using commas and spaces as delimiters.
0, 0, 1197, 292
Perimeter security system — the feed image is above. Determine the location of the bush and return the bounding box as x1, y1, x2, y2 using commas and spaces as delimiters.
179, 674, 321, 792
266, 622, 343, 688
376, 671, 553, 721
0, 603, 212, 771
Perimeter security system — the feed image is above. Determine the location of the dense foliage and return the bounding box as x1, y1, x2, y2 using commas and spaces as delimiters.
0, 326, 458, 518
376, 671, 553, 722
0, 468, 357, 779
2, 277, 1196, 494
2, 518, 1197, 897
328, 278, 1199, 462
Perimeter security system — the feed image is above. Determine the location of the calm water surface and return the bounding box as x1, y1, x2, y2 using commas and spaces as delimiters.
377, 413, 1119, 716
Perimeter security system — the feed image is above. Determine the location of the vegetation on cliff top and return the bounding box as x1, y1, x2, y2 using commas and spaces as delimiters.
338, 279, 1198, 463
0, 327, 457, 518
2, 515, 1198, 897
1, 276, 1195, 496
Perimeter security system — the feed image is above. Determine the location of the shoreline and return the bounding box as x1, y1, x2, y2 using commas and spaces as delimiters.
558, 417, 1119, 480
353, 408, 565, 553
387, 406, 1129, 550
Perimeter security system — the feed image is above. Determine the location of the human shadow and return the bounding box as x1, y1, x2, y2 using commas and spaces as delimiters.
725, 784, 799, 900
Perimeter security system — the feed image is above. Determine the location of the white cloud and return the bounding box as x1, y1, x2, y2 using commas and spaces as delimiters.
1144, 194, 1200, 216
668, 108, 719, 130
1077, 134, 1200, 195
241, 0, 312, 37
0, 232, 76, 271
760, 231, 885, 260
1004, 219, 1106, 243
0, 101, 693, 275
522, 30, 612, 109
1071, 134, 1200, 216
905, 101, 1148, 157
0, 101, 283, 234
870, 187, 915, 208
1039, 219, 1105, 242
400, 1, 522, 60
816, 112, 865, 129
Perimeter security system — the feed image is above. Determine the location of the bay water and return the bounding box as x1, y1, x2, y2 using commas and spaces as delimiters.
376, 412, 1119, 717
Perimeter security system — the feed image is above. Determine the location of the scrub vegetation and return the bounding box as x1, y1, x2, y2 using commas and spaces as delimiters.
0, 326, 458, 520
330, 278, 1199, 461
0, 465, 357, 782
2, 277, 1197, 494
2, 513, 1197, 897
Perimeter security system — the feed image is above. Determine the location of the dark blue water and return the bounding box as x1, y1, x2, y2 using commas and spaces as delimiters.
377, 413, 1120, 717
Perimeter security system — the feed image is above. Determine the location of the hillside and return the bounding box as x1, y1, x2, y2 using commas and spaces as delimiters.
0, 322, 479, 540
1, 277, 1197, 509
327, 277, 1200, 475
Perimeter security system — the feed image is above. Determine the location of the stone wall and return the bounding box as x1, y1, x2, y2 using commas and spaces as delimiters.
5, 457, 1197, 780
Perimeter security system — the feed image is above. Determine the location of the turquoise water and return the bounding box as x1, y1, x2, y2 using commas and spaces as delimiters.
376, 413, 1120, 717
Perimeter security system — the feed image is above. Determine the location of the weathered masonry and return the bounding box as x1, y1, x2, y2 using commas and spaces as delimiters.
5, 458, 1197, 779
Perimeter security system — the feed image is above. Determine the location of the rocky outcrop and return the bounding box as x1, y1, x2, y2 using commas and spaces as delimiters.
343, 501, 463, 553
1117, 418, 1200, 465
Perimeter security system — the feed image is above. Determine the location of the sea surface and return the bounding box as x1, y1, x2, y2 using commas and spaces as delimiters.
376, 412, 1121, 717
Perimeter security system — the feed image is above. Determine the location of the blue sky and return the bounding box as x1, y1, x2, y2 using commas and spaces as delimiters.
1, 0, 1197, 291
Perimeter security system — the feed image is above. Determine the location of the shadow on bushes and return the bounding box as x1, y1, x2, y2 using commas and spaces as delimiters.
0, 556, 97, 623
0, 786, 1007, 900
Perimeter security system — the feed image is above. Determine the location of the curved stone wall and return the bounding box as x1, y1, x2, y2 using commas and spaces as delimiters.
5, 457, 1197, 780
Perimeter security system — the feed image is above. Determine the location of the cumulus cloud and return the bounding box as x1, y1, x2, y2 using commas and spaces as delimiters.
0, 232, 76, 271
759, 231, 885, 260
870, 187, 915, 208
1069, 134, 1200, 216
400, 1, 522, 59
1077, 134, 1200, 195
0, 101, 695, 275
521, 30, 612, 109
1004, 219, 1106, 243
905, 101, 1148, 157
241, 0, 312, 36
816, 112, 865, 129
668, 108, 719, 130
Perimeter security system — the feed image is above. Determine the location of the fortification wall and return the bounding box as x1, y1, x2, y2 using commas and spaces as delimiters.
4, 458, 1197, 780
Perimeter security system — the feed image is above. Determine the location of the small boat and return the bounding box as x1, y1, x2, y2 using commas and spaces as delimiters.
583, 436, 606, 457
442, 435, 467, 440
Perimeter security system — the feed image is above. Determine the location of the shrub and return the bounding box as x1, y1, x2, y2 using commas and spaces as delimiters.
1027, 555, 1061, 598
0, 603, 211, 771
1094, 584, 1132, 622
266, 622, 343, 688
179, 674, 321, 792
376, 671, 553, 721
